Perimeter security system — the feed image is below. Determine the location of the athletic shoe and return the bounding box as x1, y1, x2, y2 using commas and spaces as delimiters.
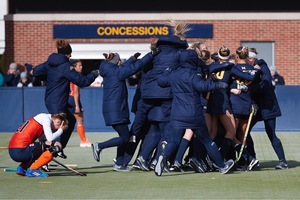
150, 159, 157, 170
80, 139, 92, 148
154, 155, 166, 176
199, 159, 209, 172
247, 158, 259, 171
113, 164, 131, 172
275, 161, 288, 170
132, 161, 141, 170
189, 157, 206, 173
163, 166, 171, 173
16, 165, 27, 176
136, 156, 150, 171
219, 159, 235, 175
26, 168, 48, 178
41, 164, 50, 172
91, 142, 101, 162
57, 150, 67, 159
172, 160, 185, 172
235, 165, 248, 171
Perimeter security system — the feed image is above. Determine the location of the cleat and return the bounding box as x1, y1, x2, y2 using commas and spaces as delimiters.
26, 168, 48, 178
91, 142, 101, 162
189, 157, 206, 173
57, 150, 67, 159
163, 166, 171, 173
129, 135, 137, 143
275, 161, 288, 170
16, 165, 27, 176
199, 159, 209, 172
220, 159, 235, 174
154, 155, 166, 176
183, 161, 193, 171
172, 160, 185, 172
132, 161, 141, 170
150, 159, 157, 170
247, 158, 259, 171
113, 164, 131, 172
41, 164, 51, 172
235, 165, 248, 171
80, 139, 92, 148
136, 156, 150, 171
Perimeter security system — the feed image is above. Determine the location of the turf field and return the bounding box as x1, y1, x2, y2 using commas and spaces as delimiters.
1, 131, 300, 199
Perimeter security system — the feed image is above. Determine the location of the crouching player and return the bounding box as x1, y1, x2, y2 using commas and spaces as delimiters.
8, 112, 68, 178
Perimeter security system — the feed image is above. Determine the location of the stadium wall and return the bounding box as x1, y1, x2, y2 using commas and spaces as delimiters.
0, 86, 299, 132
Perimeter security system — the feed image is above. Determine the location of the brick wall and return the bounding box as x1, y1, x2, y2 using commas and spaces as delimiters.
5, 19, 300, 85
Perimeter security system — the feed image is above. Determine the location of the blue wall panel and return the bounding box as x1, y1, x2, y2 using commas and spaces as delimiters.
0, 88, 23, 132
0, 86, 299, 132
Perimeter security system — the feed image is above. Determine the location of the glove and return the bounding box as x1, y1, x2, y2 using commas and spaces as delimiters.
151, 47, 161, 56
216, 82, 228, 89
209, 73, 218, 81
91, 70, 99, 77
248, 70, 257, 76
237, 83, 248, 92
134, 52, 141, 59
251, 104, 258, 115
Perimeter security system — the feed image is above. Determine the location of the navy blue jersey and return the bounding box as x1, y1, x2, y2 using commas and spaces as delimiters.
207, 62, 234, 114
230, 63, 257, 116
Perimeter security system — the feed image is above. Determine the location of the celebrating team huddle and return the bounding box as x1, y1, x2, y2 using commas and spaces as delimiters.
8, 19, 288, 178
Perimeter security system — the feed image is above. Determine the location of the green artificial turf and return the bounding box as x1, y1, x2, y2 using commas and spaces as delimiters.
1, 131, 300, 199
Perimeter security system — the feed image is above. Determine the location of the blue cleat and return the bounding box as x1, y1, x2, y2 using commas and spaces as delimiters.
16, 165, 27, 176
25, 168, 48, 178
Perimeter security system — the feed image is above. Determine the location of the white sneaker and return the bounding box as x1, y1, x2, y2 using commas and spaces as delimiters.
247, 158, 259, 171
80, 139, 92, 147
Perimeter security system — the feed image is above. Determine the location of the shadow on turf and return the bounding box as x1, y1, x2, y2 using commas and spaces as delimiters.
45, 160, 300, 177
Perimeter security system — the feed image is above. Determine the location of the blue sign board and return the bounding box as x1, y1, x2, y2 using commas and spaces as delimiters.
53, 24, 213, 39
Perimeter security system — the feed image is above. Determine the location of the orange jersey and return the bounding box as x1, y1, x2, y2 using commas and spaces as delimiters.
8, 117, 44, 148
69, 82, 75, 97
69, 82, 80, 97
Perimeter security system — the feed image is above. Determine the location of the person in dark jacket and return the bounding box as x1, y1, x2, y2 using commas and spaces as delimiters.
269, 65, 285, 86
247, 48, 288, 170
91, 51, 154, 172
4, 62, 20, 86
229, 46, 260, 171
154, 49, 235, 176
128, 20, 190, 172
33, 39, 98, 150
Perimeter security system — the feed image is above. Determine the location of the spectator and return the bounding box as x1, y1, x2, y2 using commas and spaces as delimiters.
269, 65, 285, 86
17, 72, 33, 87
25, 63, 47, 86
4, 62, 20, 86
0, 70, 4, 86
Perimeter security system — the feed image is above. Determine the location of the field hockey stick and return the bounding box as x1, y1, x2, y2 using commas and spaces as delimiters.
52, 158, 87, 176
235, 106, 255, 162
